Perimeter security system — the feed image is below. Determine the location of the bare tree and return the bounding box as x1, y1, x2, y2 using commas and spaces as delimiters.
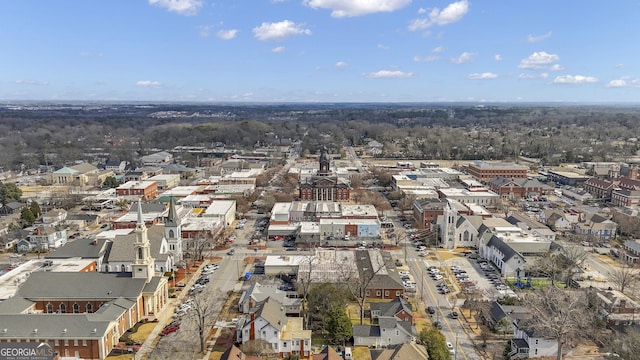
609, 262, 640, 295
188, 293, 216, 353
534, 244, 588, 286
522, 286, 592, 360
240, 339, 277, 359
296, 254, 316, 328
339, 249, 387, 325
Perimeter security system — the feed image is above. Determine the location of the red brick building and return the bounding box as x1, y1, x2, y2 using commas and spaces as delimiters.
116, 180, 158, 200
299, 148, 350, 201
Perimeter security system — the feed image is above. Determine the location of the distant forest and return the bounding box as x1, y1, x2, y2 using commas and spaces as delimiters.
1, 103, 640, 171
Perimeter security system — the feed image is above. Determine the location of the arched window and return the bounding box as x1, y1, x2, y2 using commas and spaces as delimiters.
463, 230, 470, 242
169, 230, 175, 238
121, 264, 126, 272
59, 303, 67, 314
138, 248, 143, 260
73, 303, 80, 313
86, 303, 93, 313
46, 303, 53, 313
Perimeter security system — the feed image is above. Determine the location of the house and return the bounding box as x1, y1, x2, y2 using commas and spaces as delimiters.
509, 318, 559, 359
0, 201, 24, 215
220, 345, 260, 360
370, 296, 415, 325
573, 213, 617, 242
46, 237, 110, 271
622, 239, 640, 263
236, 297, 312, 359
313, 345, 344, 360
104, 160, 127, 174
353, 316, 416, 347
238, 282, 302, 315
355, 250, 405, 300
141, 151, 173, 166
369, 343, 428, 360
540, 209, 572, 231
25, 225, 68, 251
41, 208, 67, 225
483, 301, 529, 334
595, 288, 640, 331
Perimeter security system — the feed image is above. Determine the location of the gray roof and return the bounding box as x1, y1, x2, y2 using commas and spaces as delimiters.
486, 235, 523, 263
127, 202, 167, 214
0, 295, 36, 314
15, 272, 147, 300
0, 314, 111, 339
370, 297, 413, 318
253, 297, 288, 331
46, 237, 108, 259
107, 224, 168, 262
624, 240, 640, 253
355, 250, 404, 291
166, 197, 179, 227
353, 325, 380, 337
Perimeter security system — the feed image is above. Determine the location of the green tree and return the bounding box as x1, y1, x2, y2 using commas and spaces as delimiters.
29, 201, 41, 218
20, 207, 35, 227
102, 176, 119, 188
419, 327, 450, 360
0, 181, 22, 204
326, 306, 352, 345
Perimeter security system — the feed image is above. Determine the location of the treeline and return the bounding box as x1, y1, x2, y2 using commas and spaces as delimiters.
1, 104, 640, 170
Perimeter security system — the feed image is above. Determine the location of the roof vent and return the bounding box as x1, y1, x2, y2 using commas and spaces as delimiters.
33, 328, 38, 333
2, 329, 6, 333
92, 328, 97, 334
62, 329, 67, 334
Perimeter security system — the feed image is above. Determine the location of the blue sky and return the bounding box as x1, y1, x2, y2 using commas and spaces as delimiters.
2, 0, 640, 103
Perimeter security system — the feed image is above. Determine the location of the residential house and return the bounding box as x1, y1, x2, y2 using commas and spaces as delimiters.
104, 160, 127, 174
353, 317, 416, 347
509, 314, 559, 359
483, 301, 529, 334
23, 225, 68, 251
0, 201, 24, 215
369, 297, 415, 325
41, 208, 67, 225
220, 345, 260, 360
355, 250, 405, 300
236, 297, 312, 359
595, 289, 640, 331
369, 343, 428, 360
313, 345, 344, 360
540, 209, 573, 232
238, 282, 302, 316
573, 213, 617, 242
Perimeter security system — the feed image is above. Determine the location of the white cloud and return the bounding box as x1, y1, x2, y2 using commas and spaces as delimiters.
377, 44, 390, 50
216, 29, 238, 40
253, 20, 311, 41
615, 63, 625, 69
418, 7, 426, 14
432, 46, 444, 53
408, 0, 469, 31
335, 61, 349, 68
148, 0, 202, 15
413, 55, 439, 62
467, 72, 498, 80
552, 75, 598, 84
606, 77, 640, 88
304, 0, 411, 18
494, 54, 502, 61
450, 52, 476, 64
526, 31, 552, 43
518, 51, 559, 69
364, 70, 415, 78
549, 64, 564, 71
135, 80, 162, 87
272, 46, 286, 53
15, 79, 49, 85
519, 73, 549, 79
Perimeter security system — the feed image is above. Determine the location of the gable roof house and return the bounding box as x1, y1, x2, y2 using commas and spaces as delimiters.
312, 345, 344, 360
353, 316, 416, 347
355, 250, 405, 300
573, 213, 617, 242
236, 297, 312, 359
24, 225, 68, 251
370, 296, 415, 325
478, 235, 526, 278
595, 288, 640, 331
369, 342, 429, 360
0, 201, 24, 215
41, 208, 67, 225
509, 317, 559, 359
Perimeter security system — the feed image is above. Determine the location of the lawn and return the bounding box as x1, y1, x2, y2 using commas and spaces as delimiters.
347, 303, 371, 325
129, 322, 157, 343
353, 346, 372, 360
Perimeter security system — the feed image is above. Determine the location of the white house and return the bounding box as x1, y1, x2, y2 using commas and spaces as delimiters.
353, 317, 416, 347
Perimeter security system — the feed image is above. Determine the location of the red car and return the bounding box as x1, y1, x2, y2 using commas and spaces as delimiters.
160, 325, 180, 336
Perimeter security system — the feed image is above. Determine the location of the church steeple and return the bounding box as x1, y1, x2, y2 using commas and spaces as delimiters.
133, 199, 154, 282
164, 197, 183, 263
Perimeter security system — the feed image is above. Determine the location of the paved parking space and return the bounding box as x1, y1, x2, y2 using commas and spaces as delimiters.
436, 254, 508, 299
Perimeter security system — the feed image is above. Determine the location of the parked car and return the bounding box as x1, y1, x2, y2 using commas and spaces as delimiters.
161, 325, 180, 336
227, 249, 235, 256
427, 306, 436, 314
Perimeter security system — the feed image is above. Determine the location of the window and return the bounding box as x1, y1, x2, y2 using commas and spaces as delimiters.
59, 303, 67, 314
376, 291, 381, 296
384, 291, 389, 297
46, 303, 53, 313
64, 339, 69, 346
396, 291, 401, 296
283, 342, 287, 348
73, 303, 80, 313
169, 230, 175, 238
366, 290, 370, 296
86, 304, 93, 313
82, 340, 87, 346
74, 339, 78, 346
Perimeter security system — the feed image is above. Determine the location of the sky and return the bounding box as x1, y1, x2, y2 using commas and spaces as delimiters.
1, 0, 640, 103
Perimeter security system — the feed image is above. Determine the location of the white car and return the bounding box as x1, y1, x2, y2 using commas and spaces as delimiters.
433, 274, 443, 281
418, 246, 427, 251
447, 342, 455, 354
429, 268, 440, 274
418, 251, 428, 257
